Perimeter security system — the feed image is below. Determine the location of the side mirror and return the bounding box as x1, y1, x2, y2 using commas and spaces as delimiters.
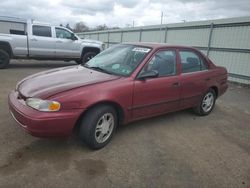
71, 33, 78, 40
137, 70, 159, 80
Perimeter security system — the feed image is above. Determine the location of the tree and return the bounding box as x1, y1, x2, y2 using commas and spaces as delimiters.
66, 23, 73, 31
74, 22, 89, 32
111, 26, 120, 30
95, 24, 108, 31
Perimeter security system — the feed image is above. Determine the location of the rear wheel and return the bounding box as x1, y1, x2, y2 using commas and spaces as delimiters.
0, 49, 10, 69
79, 105, 117, 150
194, 88, 216, 116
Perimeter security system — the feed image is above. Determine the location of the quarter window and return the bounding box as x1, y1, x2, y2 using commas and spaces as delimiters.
180, 51, 207, 73
55, 28, 72, 39
141, 50, 176, 77
32, 25, 51, 37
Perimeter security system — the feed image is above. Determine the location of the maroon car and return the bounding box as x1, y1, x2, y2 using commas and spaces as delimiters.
9, 43, 228, 149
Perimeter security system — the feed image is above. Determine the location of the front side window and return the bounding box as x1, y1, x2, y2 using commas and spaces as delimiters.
180, 51, 207, 73
84, 44, 151, 76
55, 28, 72, 39
32, 25, 51, 37
140, 50, 176, 77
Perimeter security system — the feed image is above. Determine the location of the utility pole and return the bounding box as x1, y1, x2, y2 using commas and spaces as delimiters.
132, 20, 135, 28
159, 11, 164, 42
160, 11, 163, 25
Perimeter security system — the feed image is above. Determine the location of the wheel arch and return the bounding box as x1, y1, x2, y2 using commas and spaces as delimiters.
73, 100, 125, 133
210, 86, 218, 98
81, 47, 100, 57
0, 41, 13, 57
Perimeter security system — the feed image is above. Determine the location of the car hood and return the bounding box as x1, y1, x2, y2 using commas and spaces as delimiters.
17, 65, 120, 99
80, 38, 103, 45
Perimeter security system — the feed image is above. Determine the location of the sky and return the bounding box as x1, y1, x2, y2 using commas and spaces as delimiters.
0, 0, 250, 28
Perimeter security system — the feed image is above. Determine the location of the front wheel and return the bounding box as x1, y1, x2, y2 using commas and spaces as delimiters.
79, 105, 117, 150
76, 51, 97, 65
0, 49, 10, 69
194, 88, 216, 116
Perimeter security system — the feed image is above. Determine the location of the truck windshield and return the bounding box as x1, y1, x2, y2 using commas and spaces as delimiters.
84, 44, 151, 76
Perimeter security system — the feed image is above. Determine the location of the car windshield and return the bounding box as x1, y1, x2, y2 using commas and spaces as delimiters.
84, 44, 151, 76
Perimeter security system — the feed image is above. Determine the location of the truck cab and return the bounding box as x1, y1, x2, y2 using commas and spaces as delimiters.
0, 16, 104, 68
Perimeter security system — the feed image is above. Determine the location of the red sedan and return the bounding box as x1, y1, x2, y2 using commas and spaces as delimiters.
9, 43, 228, 149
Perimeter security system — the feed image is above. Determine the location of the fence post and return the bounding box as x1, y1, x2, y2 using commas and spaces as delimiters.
120, 30, 123, 43
207, 23, 214, 57
97, 32, 99, 40
139, 28, 142, 42
164, 26, 168, 43
107, 31, 110, 48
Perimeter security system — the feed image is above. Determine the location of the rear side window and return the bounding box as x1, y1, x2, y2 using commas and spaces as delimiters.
32, 25, 51, 37
10, 29, 25, 35
180, 51, 207, 73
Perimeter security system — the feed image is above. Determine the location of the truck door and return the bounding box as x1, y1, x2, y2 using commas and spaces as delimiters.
54, 27, 81, 58
29, 25, 56, 57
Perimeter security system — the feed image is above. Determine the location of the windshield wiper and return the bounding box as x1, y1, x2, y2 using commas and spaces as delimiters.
87, 66, 112, 74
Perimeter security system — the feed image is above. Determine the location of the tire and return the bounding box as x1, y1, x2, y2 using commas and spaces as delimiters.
79, 105, 118, 150
194, 88, 216, 116
0, 49, 10, 69
77, 51, 97, 64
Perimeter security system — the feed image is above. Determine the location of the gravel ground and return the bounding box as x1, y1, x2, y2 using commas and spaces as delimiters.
0, 60, 249, 188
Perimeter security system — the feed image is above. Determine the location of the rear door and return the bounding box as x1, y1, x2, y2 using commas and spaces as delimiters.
54, 27, 81, 58
132, 49, 181, 120
178, 49, 210, 109
29, 25, 56, 57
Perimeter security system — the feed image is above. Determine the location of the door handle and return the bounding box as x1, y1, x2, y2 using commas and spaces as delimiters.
56, 41, 63, 43
172, 82, 180, 87
205, 78, 210, 81
30, 38, 38, 41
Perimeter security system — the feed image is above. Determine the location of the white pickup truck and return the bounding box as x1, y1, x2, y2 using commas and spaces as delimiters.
0, 16, 104, 68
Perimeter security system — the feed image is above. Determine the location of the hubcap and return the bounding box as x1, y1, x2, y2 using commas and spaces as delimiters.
202, 92, 214, 112
95, 113, 114, 144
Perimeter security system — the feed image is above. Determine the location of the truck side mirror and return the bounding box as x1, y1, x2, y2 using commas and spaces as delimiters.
71, 34, 78, 40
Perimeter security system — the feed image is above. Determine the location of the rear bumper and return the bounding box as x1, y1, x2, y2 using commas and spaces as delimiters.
218, 83, 228, 97
8, 91, 83, 137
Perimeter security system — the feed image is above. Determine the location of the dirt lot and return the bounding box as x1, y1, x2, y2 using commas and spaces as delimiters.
0, 60, 249, 188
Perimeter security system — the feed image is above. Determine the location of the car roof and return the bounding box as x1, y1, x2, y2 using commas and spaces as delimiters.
124, 42, 198, 50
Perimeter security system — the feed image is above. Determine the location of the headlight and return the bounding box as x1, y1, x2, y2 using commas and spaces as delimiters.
26, 98, 61, 112
101, 43, 105, 50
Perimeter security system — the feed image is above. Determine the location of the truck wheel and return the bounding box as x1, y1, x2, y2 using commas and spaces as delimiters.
0, 49, 10, 69
79, 51, 97, 64
193, 88, 216, 116
79, 105, 117, 150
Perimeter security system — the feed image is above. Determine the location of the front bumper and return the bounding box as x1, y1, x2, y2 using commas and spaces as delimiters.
8, 91, 83, 137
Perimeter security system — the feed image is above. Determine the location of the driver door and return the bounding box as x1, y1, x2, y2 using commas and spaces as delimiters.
55, 27, 81, 58
132, 49, 181, 120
